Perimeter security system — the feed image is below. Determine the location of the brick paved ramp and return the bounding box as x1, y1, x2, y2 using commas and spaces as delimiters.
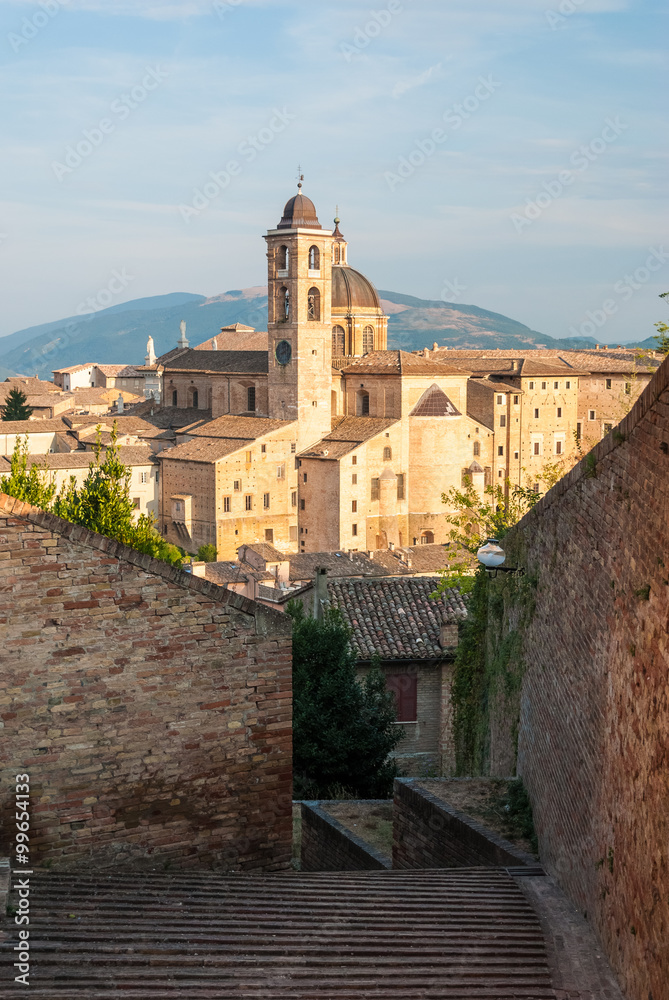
1, 868, 555, 998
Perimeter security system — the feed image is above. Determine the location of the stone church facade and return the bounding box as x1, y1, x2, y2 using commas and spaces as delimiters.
159, 186, 584, 559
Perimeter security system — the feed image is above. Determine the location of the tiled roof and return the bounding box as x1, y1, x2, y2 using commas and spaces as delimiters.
25, 446, 154, 469
158, 436, 253, 464
287, 551, 398, 582
329, 576, 467, 660
94, 364, 127, 376
343, 350, 471, 376
70, 415, 168, 438
24, 394, 73, 408
0, 418, 71, 433
1, 377, 62, 396
410, 385, 461, 416
202, 562, 250, 585
300, 417, 398, 460
195, 328, 269, 353
472, 378, 524, 394
163, 349, 268, 375
123, 403, 211, 429
184, 415, 294, 440
239, 542, 286, 563
51, 364, 94, 374
557, 350, 660, 374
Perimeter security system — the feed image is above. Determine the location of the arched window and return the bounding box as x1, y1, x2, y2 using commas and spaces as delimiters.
307, 287, 320, 322
278, 286, 289, 322
334, 244, 341, 264
332, 325, 346, 357
171, 389, 178, 407
473, 440, 480, 457
277, 245, 289, 271
247, 386, 256, 412
189, 388, 199, 409
308, 245, 320, 270
357, 390, 370, 416
331, 389, 338, 416
383, 446, 392, 461
363, 326, 374, 354
420, 531, 435, 545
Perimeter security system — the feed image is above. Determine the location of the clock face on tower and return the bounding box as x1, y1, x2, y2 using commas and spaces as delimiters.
275, 340, 292, 366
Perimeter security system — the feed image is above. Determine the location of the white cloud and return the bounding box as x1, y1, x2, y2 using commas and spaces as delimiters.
392, 62, 446, 99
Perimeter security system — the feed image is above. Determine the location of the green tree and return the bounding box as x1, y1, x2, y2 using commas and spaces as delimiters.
2, 388, 33, 422
653, 291, 669, 355
0, 437, 56, 508
197, 544, 218, 562
288, 601, 404, 799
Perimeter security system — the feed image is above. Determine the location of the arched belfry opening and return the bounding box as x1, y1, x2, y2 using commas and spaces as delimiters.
307, 287, 320, 322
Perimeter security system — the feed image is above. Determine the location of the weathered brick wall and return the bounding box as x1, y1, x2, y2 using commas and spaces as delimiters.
300, 802, 390, 871
494, 356, 669, 1000
392, 779, 534, 870
0, 495, 292, 871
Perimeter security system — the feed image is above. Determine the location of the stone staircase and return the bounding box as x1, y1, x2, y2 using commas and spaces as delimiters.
1, 868, 556, 998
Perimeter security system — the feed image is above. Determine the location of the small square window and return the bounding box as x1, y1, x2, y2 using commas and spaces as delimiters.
499, 415, 506, 427
234, 480, 241, 492
352, 456, 357, 465
557, 407, 562, 418
589, 410, 596, 420
303, 472, 307, 483
311, 400, 318, 407
497, 395, 503, 405
140, 471, 148, 484
566, 381, 571, 389
556, 440, 563, 455
223, 496, 231, 513
554, 381, 559, 389
529, 382, 534, 390
498, 446, 504, 456
300, 498, 305, 510
265, 528, 274, 543
606, 379, 612, 389
542, 381, 547, 390
534, 408, 539, 419
513, 395, 519, 405
352, 524, 358, 536
533, 442, 540, 455
514, 451, 519, 459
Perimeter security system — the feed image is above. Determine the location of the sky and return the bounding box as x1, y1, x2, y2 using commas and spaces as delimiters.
1, 0, 667, 344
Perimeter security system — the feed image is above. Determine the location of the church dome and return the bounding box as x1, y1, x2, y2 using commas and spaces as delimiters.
331, 265, 382, 313
277, 193, 321, 230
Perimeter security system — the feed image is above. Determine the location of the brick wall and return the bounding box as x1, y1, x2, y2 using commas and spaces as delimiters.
300, 801, 390, 871
392, 779, 535, 870
0, 495, 292, 871
490, 356, 669, 1000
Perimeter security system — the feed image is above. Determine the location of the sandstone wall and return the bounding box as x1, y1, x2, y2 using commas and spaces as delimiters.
0, 495, 292, 871
497, 356, 669, 1000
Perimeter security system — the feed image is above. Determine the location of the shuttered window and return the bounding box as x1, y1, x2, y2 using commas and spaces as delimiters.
386, 674, 417, 722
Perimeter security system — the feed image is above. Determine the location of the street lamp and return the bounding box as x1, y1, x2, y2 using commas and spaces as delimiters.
476, 538, 524, 576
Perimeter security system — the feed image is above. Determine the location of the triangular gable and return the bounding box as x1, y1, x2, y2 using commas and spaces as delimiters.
410, 384, 461, 417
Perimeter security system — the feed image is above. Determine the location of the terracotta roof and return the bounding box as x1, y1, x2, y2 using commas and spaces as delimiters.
299, 417, 398, 460
471, 378, 524, 394
239, 542, 286, 563
277, 191, 322, 229
94, 364, 127, 376
332, 266, 382, 313
343, 350, 471, 376
329, 577, 466, 660
2, 377, 62, 396
123, 403, 211, 429
195, 329, 269, 352
0, 418, 71, 433
557, 350, 660, 374
163, 349, 268, 375
25, 446, 154, 470
202, 562, 250, 585
70, 415, 168, 438
287, 550, 397, 582
24, 394, 73, 408
410, 385, 461, 416
159, 436, 253, 464
51, 364, 95, 374
184, 415, 294, 440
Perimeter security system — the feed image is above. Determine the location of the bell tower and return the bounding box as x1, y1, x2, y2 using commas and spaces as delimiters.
265, 180, 333, 451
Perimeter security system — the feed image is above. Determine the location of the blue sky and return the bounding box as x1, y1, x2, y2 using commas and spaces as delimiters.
1, 0, 667, 343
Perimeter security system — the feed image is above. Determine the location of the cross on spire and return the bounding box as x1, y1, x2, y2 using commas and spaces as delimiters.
296, 165, 304, 192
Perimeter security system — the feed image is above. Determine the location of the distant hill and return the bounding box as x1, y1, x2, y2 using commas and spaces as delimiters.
0, 286, 603, 380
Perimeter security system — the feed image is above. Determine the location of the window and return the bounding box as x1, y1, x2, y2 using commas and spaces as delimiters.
307, 287, 320, 321
311, 400, 318, 407
332, 325, 346, 357
386, 673, 417, 722
357, 390, 370, 416
277, 245, 289, 271
529, 382, 534, 390
533, 442, 540, 455
175, 502, 182, 513
247, 386, 256, 412
420, 531, 434, 545
171, 389, 178, 406
604, 423, 613, 434
514, 451, 519, 460
352, 473, 358, 485
498, 446, 504, 456
606, 379, 612, 389
576, 423, 582, 441
473, 441, 480, 457
557, 407, 562, 418
261, 444, 266, 454
278, 286, 289, 321
352, 456, 357, 466
566, 381, 571, 389
245, 495, 253, 511
534, 408, 539, 419
263, 492, 270, 509
155, 470, 159, 485
499, 415, 506, 427
397, 473, 405, 500
352, 524, 358, 536
498, 470, 504, 477
289, 525, 297, 541
246, 451, 252, 463
554, 381, 559, 389
555, 440, 563, 455
496, 395, 503, 405
513, 395, 519, 405
303, 472, 307, 483
371, 478, 380, 501
625, 382, 631, 395
383, 446, 392, 461
542, 381, 547, 390
308, 245, 320, 270
291, 491, 297, 507
223, 496, 231, 513
589, 410, 596, 420
350, 500, 357, 513
300, 498, 305, 510
276, 464, 285, 479
191, 389, 199, 409
291, 443, 296, 453
334, 244, 341, 264
233, 480, 241, 492
265, 529, 274, 543
132, 498, 140, 509
363, 326, 374, 354
140, 471, 148, 484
